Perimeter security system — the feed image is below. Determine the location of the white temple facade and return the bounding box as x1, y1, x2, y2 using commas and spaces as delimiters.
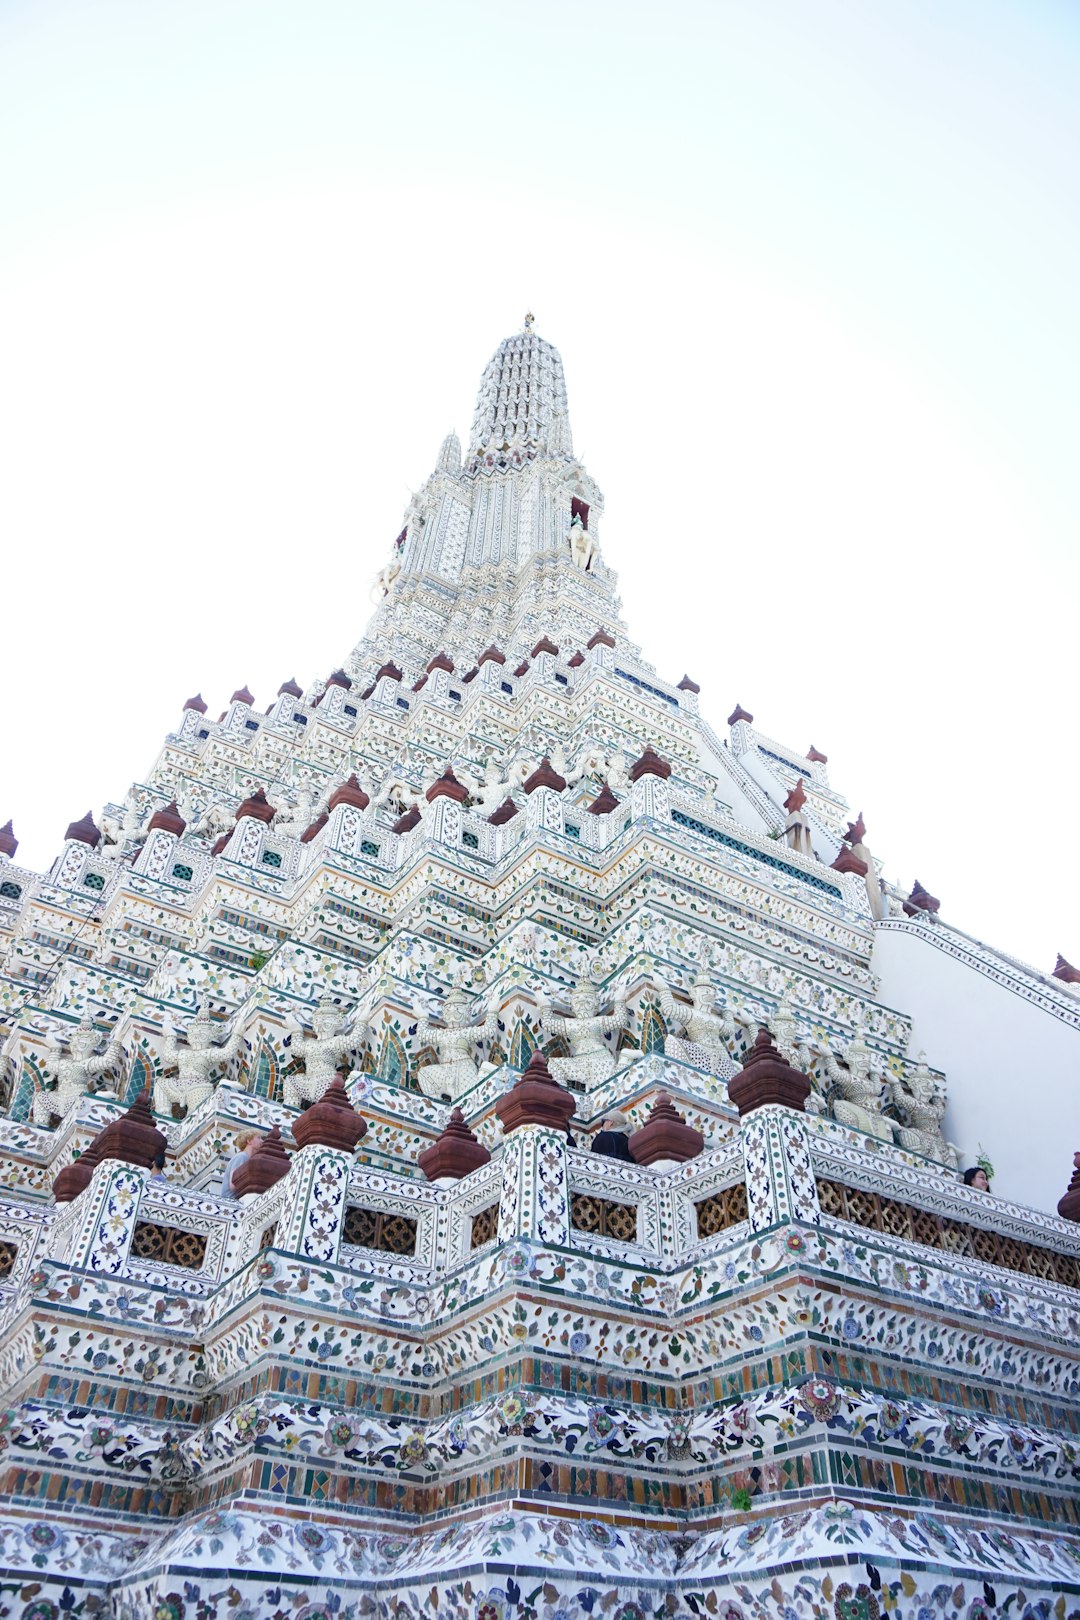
0, 322, 1077, 1619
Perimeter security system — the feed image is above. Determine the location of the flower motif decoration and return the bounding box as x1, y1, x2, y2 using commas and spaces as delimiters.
799, 1376, 841, 1422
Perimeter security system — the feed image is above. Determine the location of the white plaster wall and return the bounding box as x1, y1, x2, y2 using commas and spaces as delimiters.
872, 919, 1080, 1215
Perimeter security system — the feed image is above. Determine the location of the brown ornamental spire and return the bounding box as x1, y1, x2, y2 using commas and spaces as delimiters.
148, 801, 186, 836
65, 810, 101, 847
375, 661, 403, 683
523, 757, 567, 794
806, 745, 828, 764
831, 844, 869, 877
495, 1047, 576, 1136
586, 782, 620, 815
567, 651, 585, 669
412, 674, 429, 692
328, 774, 370, 812
418, 1107, 491, 1181
513, 661, 529, 678
393, 805, 422, 834
231, 685, 255, 706
1058, 1151, 1080, 1223
783, 779, 807, 815
727, 703, 754, 727
587, 628, 616, 650
628, 745, 671, 782
530, 635, 559, 658
426, 767, 470, 804
292, 1076, 368, 1152
478, 644, 506, 666
235, 789, 275, 824
278, 677, 303, 699
326, 669, 352, 690
231, 1125, 291, 1196
727, 1028, 810, 1117
55, 1088, 168, 1199
300, 813, 328, 844
0, 821, 17, 858
677, 674, 700, 694
628, 1094, 704, 1165
487, 797, 519, 826
183, 693, 208, 714
52, 1135, 105, 1203
1052, 954, 1080, 985
427, 651, 455, 674
903, 879, 940, 918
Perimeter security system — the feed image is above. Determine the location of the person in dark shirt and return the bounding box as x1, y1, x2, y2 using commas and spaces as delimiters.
592, 1108, 634, 1162
962, 1166, 990, 1192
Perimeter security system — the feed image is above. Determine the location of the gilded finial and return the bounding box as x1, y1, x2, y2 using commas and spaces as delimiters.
523, 311, 535, 333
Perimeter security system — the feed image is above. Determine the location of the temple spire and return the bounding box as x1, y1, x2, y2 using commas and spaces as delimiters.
469, 324, 572, 459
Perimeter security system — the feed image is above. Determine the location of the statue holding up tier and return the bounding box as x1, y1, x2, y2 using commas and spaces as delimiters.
818, 1015, 893, 1142
416, 985, 499, 1102
156, 1003, 244, 1116
537, 975, 629, 1087
284, 999, 367, 1109
370, 557, 401, 603
567, 514, 597, 572
657, 963, 739, 1078
889, 1053, 959, 1169
32, 1021, 123, 1128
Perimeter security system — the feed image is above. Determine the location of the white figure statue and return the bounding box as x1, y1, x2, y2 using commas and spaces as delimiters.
567, 515, 597, 572
538, 975, 629, 1088
657, 966, 738, 1077
156, 1003, 244, 1116
817, 1015, 893, 1142
767, 995, 800, 1063
889, 1053, 959, 1169
32, 1021, 123, 1128
284, 999, 367, 1109
468, 758, 514, 813
416, 987, 499, 1102
370, 558, 401, 603
272, 787, 317, 839
99, 805, 141, 861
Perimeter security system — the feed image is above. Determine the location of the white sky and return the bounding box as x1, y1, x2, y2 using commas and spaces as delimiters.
1, 0, 1077, 975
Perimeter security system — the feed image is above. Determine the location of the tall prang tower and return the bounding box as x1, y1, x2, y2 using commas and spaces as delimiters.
0, 322, 1078, 1619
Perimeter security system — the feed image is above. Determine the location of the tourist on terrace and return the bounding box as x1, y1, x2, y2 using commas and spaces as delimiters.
962, 1166, 990, 1192
221, 1129, 262, 1198
148, 1151, 169, 1184
592, 1108, 634, 1162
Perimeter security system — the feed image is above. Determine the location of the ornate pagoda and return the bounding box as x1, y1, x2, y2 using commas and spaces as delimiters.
0, 323, 1077, 1618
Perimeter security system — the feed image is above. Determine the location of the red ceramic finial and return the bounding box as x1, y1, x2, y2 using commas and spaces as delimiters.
93, 1088, 167, 1170
418, 1108, 491, 1181
727, 1028, 810, 1118
495, 1048, 576, 1136
278, 677, 303, 698
831, 844, 869, 877
523, 758, 568, 794
183, 693, 208, 714
148, 801, 186, 836
677, 674, 700, 693
567, 651, 585, 669
530, 636, 559, 658
427, 651, 455, 674
807, 745, 828, 764
1052, 954, 1080, 985
292, 1077, 368, 1152
235, 789, 276, 824
326, 668, 352, 690
488, 797, 519, 826
727, 704, 754, 727
478, 645, 506, 666
393, 805, 422, 834
903, 879, 940, 918
783, 780, 807, 815
426, 767, 470, 804
328, 774, 370, 812
587, 628, 616, 650
1058, 1152, 1080, 1222
375, 661, 403, 682
231, 1125, 290, 1196
52, 1135, 106, 1203
300, 812, 329, 844
231, 685, 255, 706
65, 811, 101, 848
586, 783, 620, 815
843, 813, 867, 845
0, 821, 17, 858
629, 1094, 705, 1166
628, 745, 672, 782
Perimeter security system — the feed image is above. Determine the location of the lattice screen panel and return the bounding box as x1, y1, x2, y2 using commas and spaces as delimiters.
570, 1193, 638, 1242
342, 1205, 417, 1256
695, 1182, 749, 1238
470, 1204, 499, 1250
817, 1178, 1080, 1287
131, 1222, 207, 1271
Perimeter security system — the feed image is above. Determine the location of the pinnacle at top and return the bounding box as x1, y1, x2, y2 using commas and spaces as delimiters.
468, 323, 572, 460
